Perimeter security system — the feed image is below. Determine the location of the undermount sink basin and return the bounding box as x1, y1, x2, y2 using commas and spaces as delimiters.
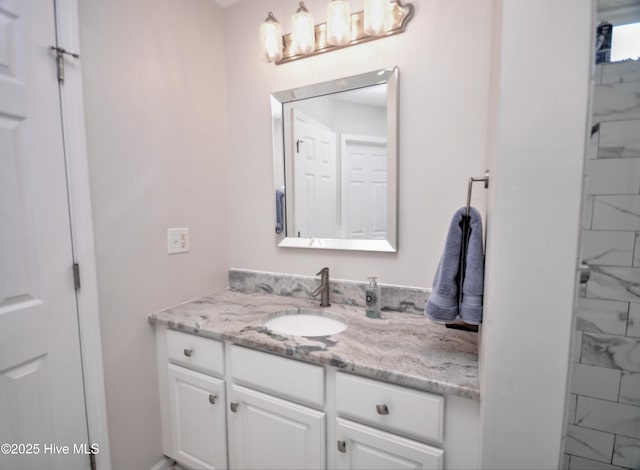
264, 310, 347, 337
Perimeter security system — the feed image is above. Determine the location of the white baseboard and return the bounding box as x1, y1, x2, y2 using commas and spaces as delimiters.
149, 456, 176, 470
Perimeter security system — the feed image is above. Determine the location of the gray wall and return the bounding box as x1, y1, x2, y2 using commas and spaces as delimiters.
79, 1, 230, 468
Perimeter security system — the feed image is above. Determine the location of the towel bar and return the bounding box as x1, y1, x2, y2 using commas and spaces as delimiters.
457, 170, 489, 312
465, 170, 489, 217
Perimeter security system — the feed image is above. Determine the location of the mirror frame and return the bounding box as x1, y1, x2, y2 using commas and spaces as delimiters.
272, 67, 399, 252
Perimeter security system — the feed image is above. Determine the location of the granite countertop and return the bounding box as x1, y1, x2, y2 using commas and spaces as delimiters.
148, 290, 479, 400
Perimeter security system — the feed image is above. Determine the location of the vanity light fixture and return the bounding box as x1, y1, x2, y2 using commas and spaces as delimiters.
291, 2, 316, 55
364, 0, 390, 36
260, 12, 284, 62
326, 0, 352, 46
260, 1, 414, 65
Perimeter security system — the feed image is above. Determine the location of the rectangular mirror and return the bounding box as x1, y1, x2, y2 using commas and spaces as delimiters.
272, 67, 398, 252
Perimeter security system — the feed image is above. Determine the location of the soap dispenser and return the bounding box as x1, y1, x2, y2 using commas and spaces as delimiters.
365, 277, 381, 318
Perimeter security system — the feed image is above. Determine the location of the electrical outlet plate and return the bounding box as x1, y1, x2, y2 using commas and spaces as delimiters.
168, 228, 189, 254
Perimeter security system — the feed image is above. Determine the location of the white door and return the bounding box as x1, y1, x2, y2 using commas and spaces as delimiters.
228, 384, 325, 470
0, 1, 89, 469
292, 110, 337, 238
167, 365, 227, 470
341, 135, 387, 239
336, 419, 443, 470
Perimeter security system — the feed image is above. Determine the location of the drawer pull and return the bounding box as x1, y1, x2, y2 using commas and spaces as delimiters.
376, 404, 389, 415
183, 348, 193, 357
208, 394, 217, 405
230, 402, 239, 413
337, 440, 346, 453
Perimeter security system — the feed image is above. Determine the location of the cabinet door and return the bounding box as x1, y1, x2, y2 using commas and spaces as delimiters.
336, 418, 443, 470
168, 364, 227, 470
228, 384, 325, 469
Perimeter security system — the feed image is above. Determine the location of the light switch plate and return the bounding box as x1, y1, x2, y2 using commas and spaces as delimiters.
168, 228, 189, 254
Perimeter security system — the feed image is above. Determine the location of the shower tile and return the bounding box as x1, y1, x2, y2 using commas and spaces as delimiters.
581, 231, 635, 266
628, 303, 640, 338
575, 396, 640, 438
613, 435, 640, 469
567, 393, 578, 425
594, 64, 603, 85
635, 233, 640, 267
570, 363, 621, 401
592, 196, 640, 231
602, 60, 640, 85
587, 158, 640, 195
599, 121, 640, 158
572, 331, 583, 362
569, 455, 627, 470
576, 298, 628, 336
593, 82, 640, 123
565, 424, 615, 464
588, 125, 599, 160
585, 266, 640, 303
581, 332, 640, 372
620, 372, 640, 406
583, 196, 594, 230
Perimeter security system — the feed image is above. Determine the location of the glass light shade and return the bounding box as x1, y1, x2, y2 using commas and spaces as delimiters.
291, 2, 315, 55
327, 0, 352, 46
364, 0, 390, 36
260, 12, 283, 62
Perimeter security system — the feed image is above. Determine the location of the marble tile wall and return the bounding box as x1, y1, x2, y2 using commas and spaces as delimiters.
564, 59, 640, 470
227, 268, 430, 314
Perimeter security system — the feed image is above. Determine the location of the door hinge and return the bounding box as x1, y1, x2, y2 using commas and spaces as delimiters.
50, 46, 79, 83
73, 263, 81, 290
89, 452, 97, 470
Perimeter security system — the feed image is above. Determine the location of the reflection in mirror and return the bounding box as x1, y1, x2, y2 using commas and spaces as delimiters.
272, 67, 398, 252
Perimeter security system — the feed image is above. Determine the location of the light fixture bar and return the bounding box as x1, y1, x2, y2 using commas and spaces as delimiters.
275, 1, 414, 65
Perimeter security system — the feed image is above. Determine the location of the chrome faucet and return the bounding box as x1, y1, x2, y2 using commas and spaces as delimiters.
312, 267, 331, 307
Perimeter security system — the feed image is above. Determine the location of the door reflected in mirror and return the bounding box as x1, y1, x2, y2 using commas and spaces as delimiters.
272, 67, 398, 252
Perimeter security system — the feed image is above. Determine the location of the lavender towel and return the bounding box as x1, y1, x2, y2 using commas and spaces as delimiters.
425, 207, 485, 325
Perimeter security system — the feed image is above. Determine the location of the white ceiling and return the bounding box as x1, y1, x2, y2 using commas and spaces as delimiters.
213, 0, 242, 8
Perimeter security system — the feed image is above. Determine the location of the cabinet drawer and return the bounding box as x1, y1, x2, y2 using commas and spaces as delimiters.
166, 329, 224, 376
230, 345, 324, 407
336, 373, 444, 443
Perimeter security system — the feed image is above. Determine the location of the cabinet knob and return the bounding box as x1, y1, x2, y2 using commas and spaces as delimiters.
208, 394, 217, 405
337, 440, 346, 453
376, 404, 389, 415
230, 402, 239, 413
183, 348, 193, 357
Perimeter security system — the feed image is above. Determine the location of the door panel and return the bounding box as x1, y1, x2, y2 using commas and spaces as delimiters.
293, 109, 337, 238
336, 419, 443, 470
0, 1, 88, 469
342, 136, 387, 239
229, 384, 325, 470
168, 365, 227, 469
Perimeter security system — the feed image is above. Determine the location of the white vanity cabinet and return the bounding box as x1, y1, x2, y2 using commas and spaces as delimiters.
155, 327, 479, 470
157, 328, 228, 469
335, 373, 444, 469
227, 345, 326, 469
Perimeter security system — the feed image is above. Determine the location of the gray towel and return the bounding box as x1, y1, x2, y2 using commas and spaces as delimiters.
425, 207, 484, 325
